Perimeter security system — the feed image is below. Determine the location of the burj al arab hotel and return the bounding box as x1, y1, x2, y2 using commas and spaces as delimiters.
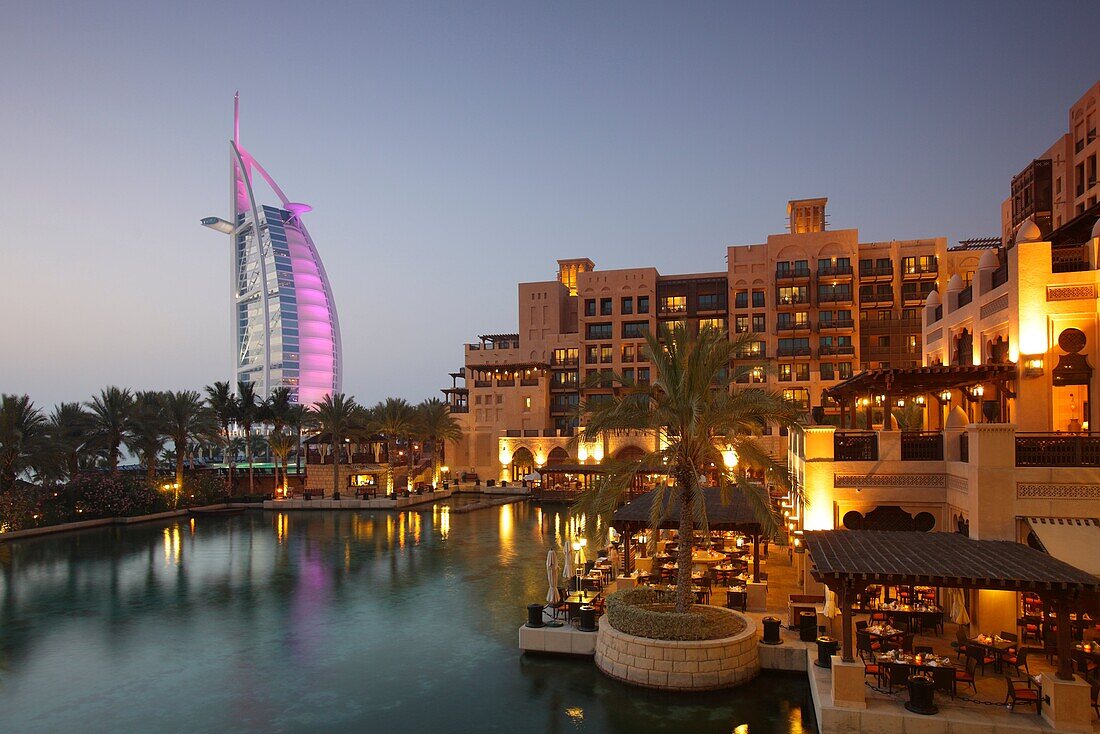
202, 94, 341, 407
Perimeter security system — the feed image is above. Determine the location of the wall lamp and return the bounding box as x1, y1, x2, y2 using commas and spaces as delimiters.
1021, 355, 1045, 377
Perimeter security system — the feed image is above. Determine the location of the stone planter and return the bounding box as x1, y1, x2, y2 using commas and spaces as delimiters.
594, 606, 759, 690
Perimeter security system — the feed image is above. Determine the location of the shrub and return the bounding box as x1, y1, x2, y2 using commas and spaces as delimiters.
605, 587, 746, 641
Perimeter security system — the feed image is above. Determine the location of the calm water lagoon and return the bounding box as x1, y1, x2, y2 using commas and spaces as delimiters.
0, 502, 815, 733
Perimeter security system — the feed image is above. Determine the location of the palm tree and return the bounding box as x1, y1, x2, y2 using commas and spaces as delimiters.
0, 394, 50, 493
45, 402, 93, 483
576, 326, 800, 614
312, 393, 358, 499
261, 387, 292, 495
236, 381, 260, 495
373, 397, 416, 491
286, 404, 310, 491
267, 430, 296, 497
162, 390, 216, 502
126, 391, 167, 480
204, 381, 238, 492
416, 397, 463, 485
86, 387, 134, 475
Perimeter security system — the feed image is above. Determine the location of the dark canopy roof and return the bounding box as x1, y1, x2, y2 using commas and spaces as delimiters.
824, 364, 1017, 402
537, 464, 667, 475
805, 530, 1100, 593
612, 486, 764, 533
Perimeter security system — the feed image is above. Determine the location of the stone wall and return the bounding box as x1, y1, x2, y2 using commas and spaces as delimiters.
594, 608, 759, 690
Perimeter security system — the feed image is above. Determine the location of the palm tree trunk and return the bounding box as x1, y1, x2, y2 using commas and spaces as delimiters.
175, 452, 184, 506
224, 425, 234, 494
246, 425, 254, 494
332, 431, 340, 498
675, 480, 695, 614
111, 437, 120, 475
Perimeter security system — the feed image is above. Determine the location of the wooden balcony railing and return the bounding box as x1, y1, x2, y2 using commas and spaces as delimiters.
834, 431, 878, 461
1015, 433, 1100, 466
900, 431, 943, 461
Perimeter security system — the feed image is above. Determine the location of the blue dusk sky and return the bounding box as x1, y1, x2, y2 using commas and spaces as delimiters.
2, 1, 1098, 409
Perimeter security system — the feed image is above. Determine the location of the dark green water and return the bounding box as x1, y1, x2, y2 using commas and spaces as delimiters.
0, 503, 815, 733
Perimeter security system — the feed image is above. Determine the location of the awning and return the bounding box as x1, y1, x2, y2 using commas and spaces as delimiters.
1026, 517, 1100, 577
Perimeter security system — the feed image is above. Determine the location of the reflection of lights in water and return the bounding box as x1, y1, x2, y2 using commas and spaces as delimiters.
398, 513, 406, 549
565, 707, 584, 724
554, 513, 560, 546
276, 513, 288, 543
535, 507, 543, 538
412, 511, 421, 544
345, 543, 351, 570
163, 526, 181, 565
440, 507, 450, 540
499, 504, 514, 545
189, 517, 196, 535
786, 706, 804, 734
734, 725, 749, 734
386, 515, 394, 545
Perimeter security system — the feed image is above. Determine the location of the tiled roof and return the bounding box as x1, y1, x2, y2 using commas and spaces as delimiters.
612, 486, 765, 531
804, 530, 1100, 591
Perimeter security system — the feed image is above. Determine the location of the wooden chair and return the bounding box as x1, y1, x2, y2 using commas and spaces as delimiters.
1002, 646, 1031, 676
1090, 677, 1099, 720
955, 654, 978, 694
885, 661, 909, 691
913, 645, 934, 655
858, 643, 881, 685
725, 590, 747, 612
1073, 651, 1099, 677
1004, 675, 1040, 712
929, 664, 956, 699
952, 628, 969, 660
855, 620, 869, 633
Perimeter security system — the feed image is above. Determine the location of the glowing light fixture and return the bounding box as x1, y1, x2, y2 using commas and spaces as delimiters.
722, 446, 738, 469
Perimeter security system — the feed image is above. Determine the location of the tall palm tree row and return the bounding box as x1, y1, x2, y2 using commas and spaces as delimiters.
204, 381, 238, 491
0, 394, 50, 493
312, 393, 359, 499
126, 391, 168, 480
415, 397, 464, 485
86, 386, 134, 476
162, 390, 218, 501
371, 397, 417, 491
235, 381, 260, 495
45, 402, 94, 484
261, 387, 293, 495
575, 326, 802, 614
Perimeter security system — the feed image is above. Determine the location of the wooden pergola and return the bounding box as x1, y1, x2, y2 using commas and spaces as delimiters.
612, 487, 767, 583
804, 530, 1100, 679
823, 364, 1017, 428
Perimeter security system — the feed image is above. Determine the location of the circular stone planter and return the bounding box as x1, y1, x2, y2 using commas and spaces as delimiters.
594, 606, 759, 691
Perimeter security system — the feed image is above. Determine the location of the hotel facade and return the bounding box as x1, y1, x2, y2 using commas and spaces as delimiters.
442, 198, 992, 485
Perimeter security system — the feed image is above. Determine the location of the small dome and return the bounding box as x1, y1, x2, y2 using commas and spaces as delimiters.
978, 250, 999, 269
1091, 217, 1100, 241
1015, 217, 1042, 245
945, 405, 970, 430
946, 273, 963, 292
925, 290, 941, 307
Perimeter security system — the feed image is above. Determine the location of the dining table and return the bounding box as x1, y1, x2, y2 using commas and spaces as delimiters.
875, 652, 956, 694
968, 634, 1014, 673
878, 602, 944, 634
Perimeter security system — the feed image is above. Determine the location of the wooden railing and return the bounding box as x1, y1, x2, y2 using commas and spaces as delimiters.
901, 431, 944, 461
834, 431, 878, 461
1016, 433, 1100, 466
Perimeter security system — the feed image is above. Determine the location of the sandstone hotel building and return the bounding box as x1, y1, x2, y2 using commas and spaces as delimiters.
442, 198, 992, 483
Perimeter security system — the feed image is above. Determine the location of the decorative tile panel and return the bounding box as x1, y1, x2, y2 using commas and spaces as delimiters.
1017, 483, 1100, 500
834, 474, 946, 489
1046, 284, 1096, 302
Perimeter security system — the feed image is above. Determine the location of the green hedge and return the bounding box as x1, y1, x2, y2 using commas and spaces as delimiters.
605, 587, 745, 641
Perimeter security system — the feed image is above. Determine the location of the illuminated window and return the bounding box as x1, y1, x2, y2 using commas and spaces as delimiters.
660, 296, 687, 314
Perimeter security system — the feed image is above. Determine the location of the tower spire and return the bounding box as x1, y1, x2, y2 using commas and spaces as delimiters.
233, 91, 240, 147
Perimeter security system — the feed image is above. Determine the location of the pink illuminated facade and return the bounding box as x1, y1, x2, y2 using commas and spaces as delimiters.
202, 94, 341, 406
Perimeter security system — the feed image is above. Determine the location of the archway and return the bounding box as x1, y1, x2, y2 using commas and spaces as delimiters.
615, 445, 646, 463
546, 447, 569, 466
511, 447, 534, 483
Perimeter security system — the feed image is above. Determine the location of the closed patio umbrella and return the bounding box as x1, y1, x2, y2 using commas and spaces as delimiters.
945, 587, 970, 626
546, 550, 560, 604
562, 542, 575, 582
608, 546, 619, 580
823, 589, 839, 619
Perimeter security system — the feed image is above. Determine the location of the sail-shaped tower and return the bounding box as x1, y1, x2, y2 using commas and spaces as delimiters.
202, 94, 341, 406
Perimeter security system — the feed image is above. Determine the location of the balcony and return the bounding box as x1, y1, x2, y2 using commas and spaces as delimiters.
859, 265, 894, 280
776, 267, 811, 281
902, 289, 933, 306
860, 317, 921, 334
833, 431, 878, 461
901, 268, 937, 281
1016, 433, 1100, 466
520, 378, 539, 386
989, 262, 1008, 291
1051, 243, 1090, 273
901, 431, 944, 461
473, 380, 492, 388
497, 379, 515, 387
927, 305, 943, 325
776, 296, 811, 307
776, 346, 812, 358
776, 322, 811, 333
550, 357, 578, 368
817, 291, 854, 304
817, 319, 855, 331
860, 292, 894, 306
817, 264, 853, 278
818, 345, 855, 357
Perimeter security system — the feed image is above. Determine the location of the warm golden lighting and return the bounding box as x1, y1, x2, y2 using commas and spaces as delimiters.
722, 446, 738, 469
939, 390, 952, 402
